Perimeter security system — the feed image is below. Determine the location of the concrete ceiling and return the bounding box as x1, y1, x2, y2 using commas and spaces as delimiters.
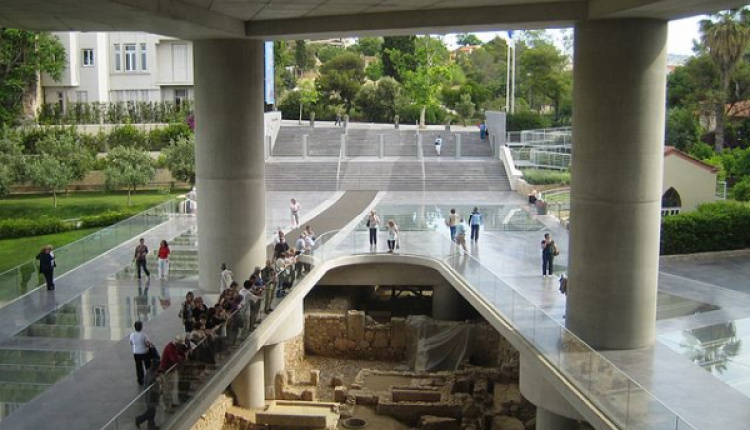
0, 0, 747, 40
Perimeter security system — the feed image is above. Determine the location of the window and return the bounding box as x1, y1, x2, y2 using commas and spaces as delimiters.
140, 43, 147, 71
114, 44, 121, 71
661, 187, 682, 217
124, 44, 136, 71
175, 89, 188, 109
82, 49, 94, 67
75, 91, 88, 102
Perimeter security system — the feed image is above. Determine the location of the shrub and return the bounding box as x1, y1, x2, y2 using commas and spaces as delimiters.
522, 169, 570, 185
79, 210, 139, 228
506, 111, 553, 131
148, 123, 192, 151
108, 124, 149, 150
0, 218, 71, 239
660, 201, 750, 255
733, 178, 750, 202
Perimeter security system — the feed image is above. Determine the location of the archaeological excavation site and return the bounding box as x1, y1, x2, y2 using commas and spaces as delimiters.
191, 263, 595, 430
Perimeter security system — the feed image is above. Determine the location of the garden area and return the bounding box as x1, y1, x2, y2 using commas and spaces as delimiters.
0, 190, 185, 273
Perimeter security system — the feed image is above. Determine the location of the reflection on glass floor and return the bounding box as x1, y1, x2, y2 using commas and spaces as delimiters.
656, 292, 719, 320
14, 281, 192, 341
659, 319, 750, 397
370, 204, 545, 232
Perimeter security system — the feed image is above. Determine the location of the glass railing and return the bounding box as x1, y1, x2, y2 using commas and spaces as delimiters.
314, 229, 697, 430
103, 218, 695, 430
101, 255, 311, 430
0, 199, 182, 307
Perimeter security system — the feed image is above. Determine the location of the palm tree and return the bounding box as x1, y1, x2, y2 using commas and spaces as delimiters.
700, 9, 750, 153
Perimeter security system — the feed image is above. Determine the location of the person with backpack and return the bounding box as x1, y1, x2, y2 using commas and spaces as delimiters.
434, 135, 443, 156
366, 210, 381, 248
541, 233, 559, 278
468, 207, 482, 242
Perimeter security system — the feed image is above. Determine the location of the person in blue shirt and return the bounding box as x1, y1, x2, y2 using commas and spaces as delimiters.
468, 207, 482, 242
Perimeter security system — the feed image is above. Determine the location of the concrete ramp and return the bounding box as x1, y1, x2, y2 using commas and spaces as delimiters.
268, 190, 378, 257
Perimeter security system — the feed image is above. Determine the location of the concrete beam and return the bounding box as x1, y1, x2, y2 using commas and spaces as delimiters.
245, 2, 588, 40
0, 0, 245, 39
589, 0, 750, 20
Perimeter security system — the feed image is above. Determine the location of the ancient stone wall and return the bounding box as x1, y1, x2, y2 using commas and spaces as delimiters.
305, 311, 405, 361
284, 333, 306, 368
190, 393, 233, 430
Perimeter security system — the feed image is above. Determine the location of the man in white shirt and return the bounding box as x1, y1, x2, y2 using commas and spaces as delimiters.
129, 321, 152, 386
220, 263, 234, 293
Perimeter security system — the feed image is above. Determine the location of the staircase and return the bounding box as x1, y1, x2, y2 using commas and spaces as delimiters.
267, 126, 511, 192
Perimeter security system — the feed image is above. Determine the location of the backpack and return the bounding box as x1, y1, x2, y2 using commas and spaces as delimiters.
552, 244, 560, 256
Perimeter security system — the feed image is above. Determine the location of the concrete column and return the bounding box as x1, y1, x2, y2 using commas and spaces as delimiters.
432, 283, 465, 321
379, 134, 385, 159
264, 342, 285, 399
232, 351, 265, 409
566, 19, 667, 350
265, 135, 272, 160
536, 407, 578, 430
302, 134, 309, 159
267, 300, 304, 344
519, 355, 583, 422
194, 40, 265, 290
455, 134, 461, 159
341, 134, 346, 159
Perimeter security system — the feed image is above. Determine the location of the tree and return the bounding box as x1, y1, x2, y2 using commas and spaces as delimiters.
518, 41, 571, 121
382, 36, 416, 82
390, 36, 453, 126
354, 77, 402, 123
354, 37, 383, 56
297, 78, 319, 123
0, 129, 26, 195
27, 132, 93, 207
700, 9, 750, 152
294, 40, 315, 76
455, 93, 476, 125
0, 29, 66, 126
163, 135, 195, 186
666, 107, 702, 150
318, 52, 365, 113
316, 45, 345, 64
104, 146, 156, 205
456, 34, 482, 47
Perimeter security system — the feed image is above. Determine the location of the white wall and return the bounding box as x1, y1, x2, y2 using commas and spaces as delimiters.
663, 153, 717, 212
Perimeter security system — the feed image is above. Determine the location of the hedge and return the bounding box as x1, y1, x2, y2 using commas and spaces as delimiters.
660, 201, 750, 255
0, 218, 72, 239
522, 169, 571, 185
0, 209, 140, 239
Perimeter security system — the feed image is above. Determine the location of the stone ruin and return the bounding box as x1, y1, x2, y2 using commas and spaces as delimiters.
336, 368, 535, 430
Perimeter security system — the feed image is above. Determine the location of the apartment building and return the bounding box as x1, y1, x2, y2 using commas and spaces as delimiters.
41, 32, 194, 110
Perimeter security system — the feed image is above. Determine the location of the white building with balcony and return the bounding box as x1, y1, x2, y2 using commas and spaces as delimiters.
41, 32, 194, 110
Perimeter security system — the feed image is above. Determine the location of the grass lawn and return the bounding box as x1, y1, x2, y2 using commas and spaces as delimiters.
0, 190, 187, 220
0, 228, 100, 273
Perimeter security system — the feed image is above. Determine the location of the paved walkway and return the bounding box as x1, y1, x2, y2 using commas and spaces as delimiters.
1, 190, 749, 429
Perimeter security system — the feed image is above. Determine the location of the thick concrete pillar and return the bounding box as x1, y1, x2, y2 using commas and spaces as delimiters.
264, 342, 285, 399
432, 284, 465, 321
566, 19, 667, 350
232, 351, 265, 409
194, 40, 266, 290
536, 407, 578, 430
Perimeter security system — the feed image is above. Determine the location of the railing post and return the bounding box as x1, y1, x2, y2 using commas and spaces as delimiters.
417, 134, 423, 160
341, 134, 346, 159
455, 134, 461, 159
379, 135, 385, 159
302, 134, 309, 159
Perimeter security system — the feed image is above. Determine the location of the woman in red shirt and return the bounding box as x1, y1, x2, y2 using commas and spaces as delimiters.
158, 240, 170, 280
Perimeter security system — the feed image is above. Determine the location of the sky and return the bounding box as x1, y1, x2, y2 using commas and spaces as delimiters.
444, 15, 705, 57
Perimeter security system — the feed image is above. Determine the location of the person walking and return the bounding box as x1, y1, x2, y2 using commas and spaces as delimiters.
541, 233, 557, 278
386, 220, 399, 253
367, 210, 381, 248
468, 207, 482, 242
157, 240, 170, 280
36, 245, 56, 290
290, 198, 301, 228
261, 259, 277, 313
455, 219, 469, 255
447, 208, 459, 241
434, 135, 443, 156
134, 238, 151, 280
130, 321, 152, 386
